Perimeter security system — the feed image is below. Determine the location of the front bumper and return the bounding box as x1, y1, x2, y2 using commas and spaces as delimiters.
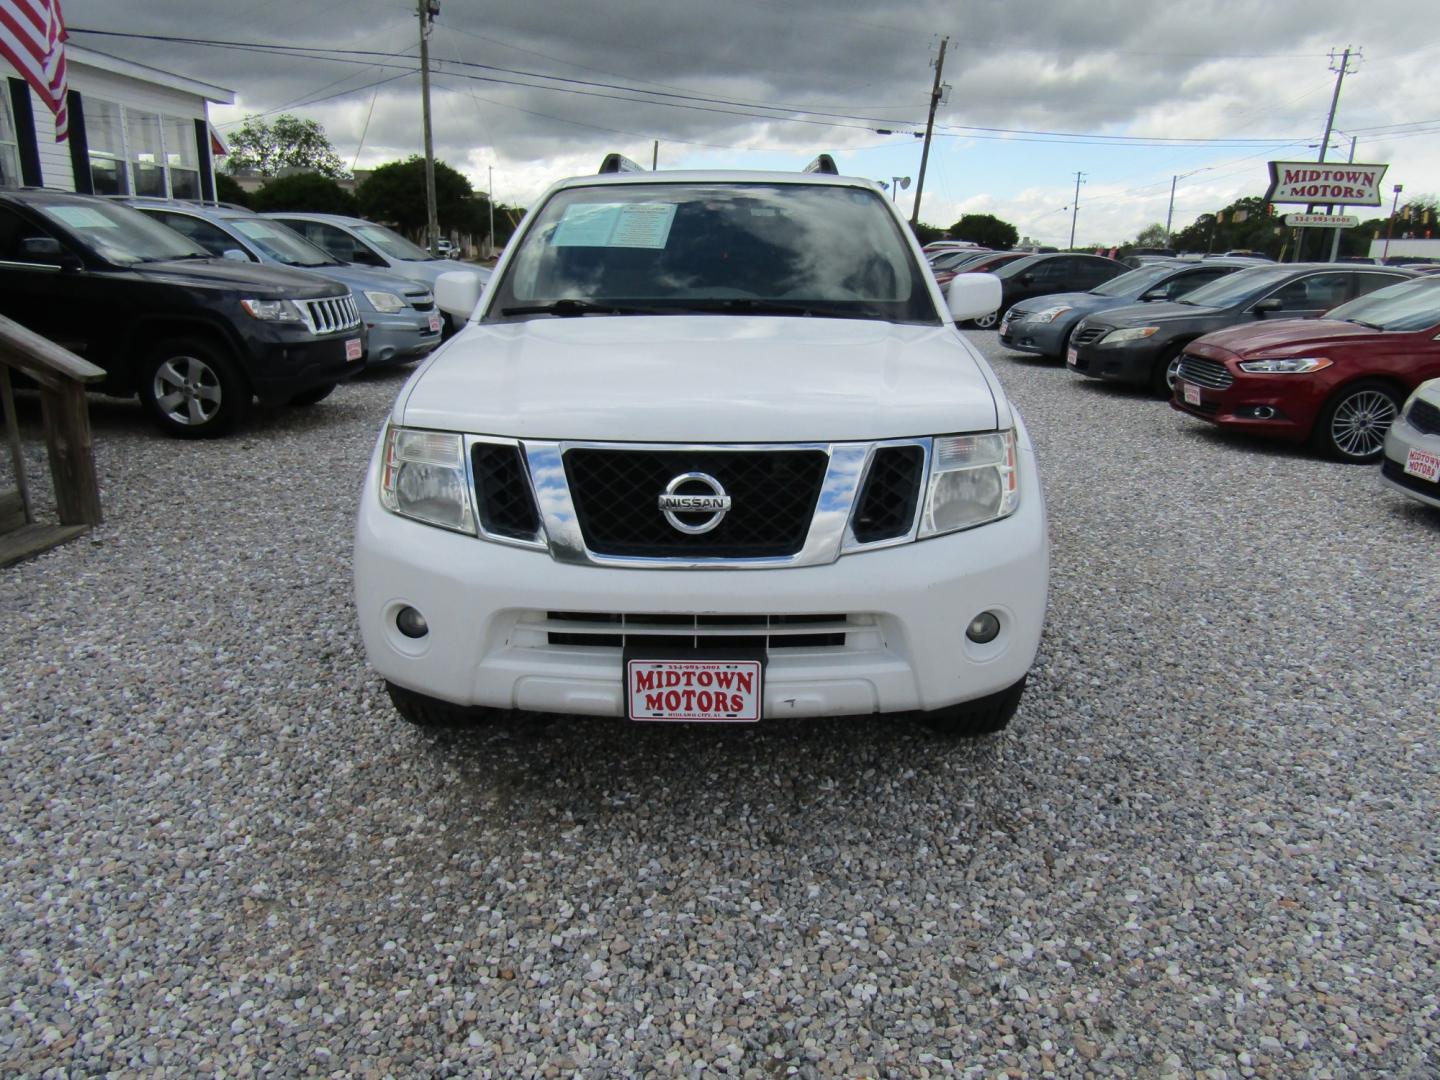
1381, 411, 1440, 509
1066, 335, 1161, 386
244, 330, 364, 403
364, 310, 442, 366
999, 313, 1070, 357
1169, 373, 1318, 443
353, 438, 1049, 720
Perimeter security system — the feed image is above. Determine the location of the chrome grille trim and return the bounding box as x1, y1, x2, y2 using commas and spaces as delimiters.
1072, 326, 1106, 347
300, 294, 361, 335
512, 611, 883, 652
1176, 354, 1234, 390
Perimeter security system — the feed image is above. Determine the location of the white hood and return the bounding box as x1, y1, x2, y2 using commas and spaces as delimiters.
397, 316, 1000, 442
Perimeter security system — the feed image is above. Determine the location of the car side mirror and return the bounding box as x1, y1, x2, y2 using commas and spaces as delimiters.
1140, 288, 1168, 301
434, 270, 485, 321
946, 272, 1003, 323
1018, 272, 1035, 285
221, 248, 251, 262
353, 246, 386, 268
20, 235, 69, 265
1252, 297, 1283, 314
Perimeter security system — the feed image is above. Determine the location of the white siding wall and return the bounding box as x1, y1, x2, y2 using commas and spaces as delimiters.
1, 58, 213, 192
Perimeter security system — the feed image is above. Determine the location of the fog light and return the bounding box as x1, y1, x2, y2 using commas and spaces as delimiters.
966, 611, 1001, 644
396, 605, 429, 639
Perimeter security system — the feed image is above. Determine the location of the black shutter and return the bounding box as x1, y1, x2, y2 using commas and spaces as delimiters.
194, 117, 214, 201
65, 89, 91, 194
7, 77, 43, 186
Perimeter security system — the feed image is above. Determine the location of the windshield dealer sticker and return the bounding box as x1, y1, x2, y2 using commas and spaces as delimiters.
46, 207, 119, 229
233, 221, 281, 239
553, 202, 676, 249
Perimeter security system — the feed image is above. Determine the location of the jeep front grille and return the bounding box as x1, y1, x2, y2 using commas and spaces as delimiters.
563, 447, 829, 558
301, 294, 361, 335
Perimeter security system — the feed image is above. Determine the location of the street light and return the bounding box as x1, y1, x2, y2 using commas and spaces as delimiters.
1383, 183, 1404, 262
891, 176, 911, 204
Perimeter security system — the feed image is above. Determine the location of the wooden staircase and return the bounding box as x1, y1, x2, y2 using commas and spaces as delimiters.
1, 315, 105, 568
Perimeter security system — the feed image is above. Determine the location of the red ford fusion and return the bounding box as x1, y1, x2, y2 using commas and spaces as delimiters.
1171, 277, 1440, 462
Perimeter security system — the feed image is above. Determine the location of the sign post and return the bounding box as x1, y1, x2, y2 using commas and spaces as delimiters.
1266, 161, 1388, 263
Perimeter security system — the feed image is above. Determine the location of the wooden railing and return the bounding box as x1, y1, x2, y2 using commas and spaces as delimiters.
0, 314, 105, 568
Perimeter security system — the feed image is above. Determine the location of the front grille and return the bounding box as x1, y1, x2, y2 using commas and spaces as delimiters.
302, 294, 361, 334
1176, 354, 1234, 389
1407, 397, 1440, 436
407, 292, 435, 312
542, 612, 858, 650
1382, 457, 1440, 495
564, 448, 828, 558
1072, 326, 1106, 348
852, 445, 924, 543
473, 443, 541, 541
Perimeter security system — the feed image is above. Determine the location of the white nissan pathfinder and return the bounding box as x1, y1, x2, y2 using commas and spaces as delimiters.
353, 155, 1049, 735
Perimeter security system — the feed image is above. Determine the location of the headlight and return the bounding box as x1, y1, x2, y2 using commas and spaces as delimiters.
919, 429, 1019, 537
240, 298, 304, 322
1031, 305, 1073, 324
379, 426, 476, 534
1238, 356, 1332, 374
363, 290, 407, 314
1100, 326, 1159, 345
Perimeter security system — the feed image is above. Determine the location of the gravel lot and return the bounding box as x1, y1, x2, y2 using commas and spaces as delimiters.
1, 331, 1437, 1078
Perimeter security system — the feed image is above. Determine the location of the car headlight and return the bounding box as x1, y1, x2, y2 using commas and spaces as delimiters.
240, 298, 304, 322
379, 426, 476, 534
1100, 326, 1159, 345
363, 290, 407, 314
1031, 305, 1073, 324
919, 429, 1019, 537
1238, 356, 1332, 374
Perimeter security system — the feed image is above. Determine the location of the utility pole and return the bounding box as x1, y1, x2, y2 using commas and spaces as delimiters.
1068, 171, 1085, 250
1297, 45, 1359, 262
487, 164, 495, 259
1165, 175, 1178, 245
910, 36, 948, 228
652, 140, 658, 170
1382, 183, 1403, 261
1327, 133, 1358, 261
418, 0, 441, 257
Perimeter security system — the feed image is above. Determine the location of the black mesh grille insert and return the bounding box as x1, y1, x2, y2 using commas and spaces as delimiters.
1409, 397, 1440, 436
473, 443, 541, 541
545, 612, 846, 649
852, 445, 923, 543
564, 448, 829, 558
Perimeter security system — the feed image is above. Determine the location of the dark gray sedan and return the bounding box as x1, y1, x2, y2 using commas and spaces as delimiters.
999, 260, 1250, 360
1066, 263, 1417, 396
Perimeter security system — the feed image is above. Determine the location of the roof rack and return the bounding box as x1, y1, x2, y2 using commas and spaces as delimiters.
598, 153, 646, 174
803, 154, 838, 175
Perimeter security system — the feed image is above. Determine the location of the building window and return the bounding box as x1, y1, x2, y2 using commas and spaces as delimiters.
0, 83, 22, 186
86, 97, 128, 195
83, 97, 206, 199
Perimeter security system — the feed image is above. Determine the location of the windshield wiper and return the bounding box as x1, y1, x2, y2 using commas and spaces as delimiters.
1346, 318, 1384, 330
500, 298, 670, 317
669, 298, 872, 319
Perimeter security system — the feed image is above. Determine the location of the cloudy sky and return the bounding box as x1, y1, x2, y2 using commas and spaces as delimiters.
62, 0, 1440, 245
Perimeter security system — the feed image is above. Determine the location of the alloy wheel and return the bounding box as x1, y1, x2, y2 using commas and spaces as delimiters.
1329, 389, 1397, 459
153, 355, 223, 427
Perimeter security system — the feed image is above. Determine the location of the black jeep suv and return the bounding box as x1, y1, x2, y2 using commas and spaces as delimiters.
0, 189, 364, 437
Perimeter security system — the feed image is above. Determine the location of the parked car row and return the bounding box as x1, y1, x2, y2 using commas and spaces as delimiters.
0, 188, 491, 437
990, 258, 1440, 511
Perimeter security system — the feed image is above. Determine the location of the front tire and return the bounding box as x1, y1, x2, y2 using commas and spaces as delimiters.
971, 306, 1004, 330
1150, 344, 1184, 398
919, 676, 1026, 737
289, 382, 337, 407
386, 682, 496, 728
1310, 380, 1403, 463
138, 338, 250, 438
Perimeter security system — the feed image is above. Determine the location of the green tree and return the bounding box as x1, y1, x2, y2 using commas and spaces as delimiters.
249, 172, 357, 215
1133, 223, 1170, 249
910, 221, 945, 246
1171, 196, 1284, 258
225, 114, 348, 179
214, 172, 251, 208
948, 213, 1018, 249
356, 157, 489, 238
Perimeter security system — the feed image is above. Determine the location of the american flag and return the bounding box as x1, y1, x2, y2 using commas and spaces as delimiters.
0, 0, 68, 142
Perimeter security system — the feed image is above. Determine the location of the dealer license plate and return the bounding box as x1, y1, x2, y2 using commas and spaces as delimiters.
1182, 381, 1202, 406
1404, 447, 1440, 483
428, 310, 442, 333
999, 316, 1011, 336
627, 658, 763, 722
1066, 346, 1078, 367
344, 337, 363, 362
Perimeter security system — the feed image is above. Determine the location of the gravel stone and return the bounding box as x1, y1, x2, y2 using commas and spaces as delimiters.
0, 335, 1436, 1077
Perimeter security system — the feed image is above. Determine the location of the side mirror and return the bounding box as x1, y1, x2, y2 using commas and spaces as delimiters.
946, 272, 1003, 323
1252, 297, 1283, 314
353, 246, 387, 268
221, 248, 251, 262
21, 236, 65, 263
1140, 288, 1168, 301
434, 270, 485, 321
1018, 272, 1035, 285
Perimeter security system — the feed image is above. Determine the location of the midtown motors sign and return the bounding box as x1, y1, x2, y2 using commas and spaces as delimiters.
1265, 161, 1389, 206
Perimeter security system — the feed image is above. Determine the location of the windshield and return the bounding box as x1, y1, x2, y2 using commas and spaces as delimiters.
1176, 266, 1297, 307
1325, 277, 1440, 331
991, 254, 1048, 280
489, 182, 938, 324
40, 201, 206, 265
931, 250, 990, 271
355, 223, 433, 261
230, 218, 337, 267
1091, 264, 1176, 298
